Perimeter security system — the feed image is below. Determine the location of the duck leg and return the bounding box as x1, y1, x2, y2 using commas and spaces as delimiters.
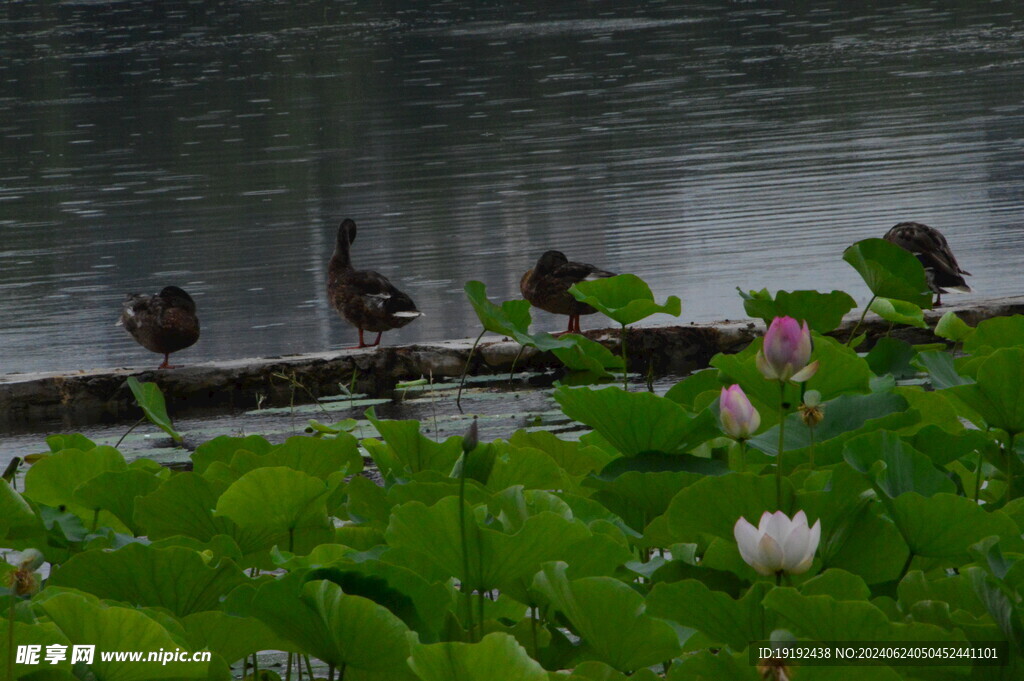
371, 331, 383, 347
349, 328, 370, 349
158, 353, 173, 369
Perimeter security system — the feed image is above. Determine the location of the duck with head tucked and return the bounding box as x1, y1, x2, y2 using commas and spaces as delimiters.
521, 250, 615, 334
119, 286, 200, 368
327, 218, 422, 348
883, 221, 971, 306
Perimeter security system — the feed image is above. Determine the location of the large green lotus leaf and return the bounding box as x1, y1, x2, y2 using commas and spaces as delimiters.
963, 315, 1024, 354
747, 391, 915, 466
247, 577, 414, 676
137, 473, 327, 567
385, 496, 590, 592
465, 280, 534, 338
554, 385, 718, 456
384, 478, 491, 514
489, 487, 574, 534
23, 446, 128, 528
647, 580, 772, 651
181, 612, 298, 664
947, 348, 1024, 434
842, 238, 932, 308
508, 430, 614, 476
23, 446, 127, 507
72, 469, 162, 536
345, 475, 392, 528
566, 661, 659, 681
569, 274, 681, 327
935, 311, 975, 343
532, 562, 680, 672
46, 433, 97, 453
561, 533, 634, 580
228, 434, 363, 481
191, 435, 272, 475
893, 387, 965, 437
898, 570, 987, 620
47, 543, 246, 618
665, 473, 795, 544
763, 587, 962, 642
799, 568, 871, 601
843, 430, 955, 498
126, 377, 182, 443
906, 425, 990, 469
483, 442, 580, 493
302, 559, 452, 641
2, 620, 73, 679
798, 467, 909, 584
365, 408, 463, 476
869, 297, 927, 329
408, 631, 548, 681
865, 337, 917, 379
550, 333, 625, 376
585, 471, 703, 534
740, 289, 857, 334
0, 479, 38, 538
215, 467, 331, 538
667, 649, 759, 681
664, 369, 723, 410
916, 350, 973, 390
37, 591, 209, 680
890, 493, 1022, 560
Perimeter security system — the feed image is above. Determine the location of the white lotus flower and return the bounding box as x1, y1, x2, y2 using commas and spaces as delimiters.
734, 510, 820, 576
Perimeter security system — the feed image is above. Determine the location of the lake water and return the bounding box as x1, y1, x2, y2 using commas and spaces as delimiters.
2, 0, 1023, 375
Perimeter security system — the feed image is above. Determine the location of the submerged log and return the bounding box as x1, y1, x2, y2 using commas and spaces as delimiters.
2, 296, 1021, 430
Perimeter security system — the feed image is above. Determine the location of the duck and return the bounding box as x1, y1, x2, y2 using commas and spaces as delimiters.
119, 286, 200, 368
521, 250, 616, 334
327, 218, 422, 348
883, 222, 972, 306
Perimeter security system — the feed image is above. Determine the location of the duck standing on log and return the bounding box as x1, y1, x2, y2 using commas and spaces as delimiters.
521, 250, 615, 334
327, 218, 422, 349
883, 222, 972, 306
119, 286, 200, 368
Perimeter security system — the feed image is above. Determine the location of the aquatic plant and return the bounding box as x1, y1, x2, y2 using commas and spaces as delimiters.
5, 311, 1024, 678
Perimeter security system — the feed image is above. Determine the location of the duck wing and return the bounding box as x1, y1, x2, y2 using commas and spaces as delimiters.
552, 260, 616, 284
886, 223, 971, 291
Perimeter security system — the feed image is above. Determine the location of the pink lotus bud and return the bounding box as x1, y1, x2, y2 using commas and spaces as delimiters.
720, 385, 760, 440
756, 316, 819, 383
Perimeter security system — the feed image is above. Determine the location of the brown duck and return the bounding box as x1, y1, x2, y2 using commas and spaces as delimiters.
521, 250, 615, 334
327, 218, 422, 348
119, 286, 200, 368
883, 222, 971, 305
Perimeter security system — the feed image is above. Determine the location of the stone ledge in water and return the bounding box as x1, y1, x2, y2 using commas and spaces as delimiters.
1, 295, 1021, 430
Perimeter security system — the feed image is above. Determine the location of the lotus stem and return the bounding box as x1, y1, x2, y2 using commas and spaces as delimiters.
808, 425, 816, 470
620, 324, 628, 391
899, 551, 915, 581
457, 329, 486, 412
7, 593, 15, 681
776, 382, 787, 509
738, 440, 747, 471
286, 653, 293, 681
846, 295, 876, 346
975, 449, 984, 504
509, 344, 526, 381
458, 451, 474, 639
115, 416, 146, 449
1006, 432, 1017, 504
529, 604, 540, 658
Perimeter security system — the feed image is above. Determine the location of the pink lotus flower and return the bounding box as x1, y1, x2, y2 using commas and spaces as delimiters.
720, 385, 760, 440
734, 510, 821, 576
756, 316, 819, 383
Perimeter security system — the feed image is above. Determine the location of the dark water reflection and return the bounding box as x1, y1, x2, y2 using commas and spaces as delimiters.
2, 1, 1023, 374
